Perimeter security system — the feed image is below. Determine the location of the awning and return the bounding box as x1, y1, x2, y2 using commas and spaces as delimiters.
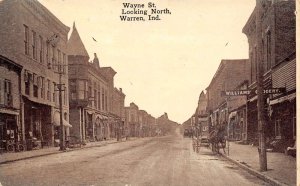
228, 111, 237, 119
0, 108, 20, 115
270, 92, 296, 105
53, 112, 72, 127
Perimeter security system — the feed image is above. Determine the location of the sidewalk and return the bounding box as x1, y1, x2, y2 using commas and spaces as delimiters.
220, 142, 296, 186
0, 138, 136, 164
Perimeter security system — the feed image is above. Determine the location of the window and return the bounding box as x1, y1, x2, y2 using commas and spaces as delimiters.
105, 90, 108, 111
46, 42, 50, 68
266, 31, 271, 70
47, 79, 51, 101
70, 80, 77, 100
24, 25, 29, 55
62, 53, 67, 74
77, 80, 85, 100
40, 77, 45, 99
57, 49, 61, 72
53, 82, 56, 102
33, 74, 38, 98
52, 46, 56, 70
25, 73, 31, 95
98, 92, 101, 110
0, 79, 12, 106
94, 89, 97, 108
39, 36, 43, 63
102, 88, 105, 110
88, 85, 92, 106
275, 119, 281, 138
32, 30, 37, 59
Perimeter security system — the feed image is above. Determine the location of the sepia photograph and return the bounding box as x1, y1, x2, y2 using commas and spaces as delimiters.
0, 0, 298, 185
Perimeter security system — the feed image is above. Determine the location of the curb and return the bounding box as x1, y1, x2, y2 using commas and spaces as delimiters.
0, 138, 133, 165
220, 154, 289, 186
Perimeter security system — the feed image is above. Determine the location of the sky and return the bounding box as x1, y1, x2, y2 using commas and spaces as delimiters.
39, 0, 256, 124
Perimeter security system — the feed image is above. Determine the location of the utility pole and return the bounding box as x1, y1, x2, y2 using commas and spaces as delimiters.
256, 0, 267, 171
58, 70, 66, 151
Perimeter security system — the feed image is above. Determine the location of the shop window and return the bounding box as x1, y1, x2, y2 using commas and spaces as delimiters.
275, 119, 281, 138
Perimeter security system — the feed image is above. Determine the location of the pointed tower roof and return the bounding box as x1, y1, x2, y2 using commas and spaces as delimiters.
67, 22, 89, 57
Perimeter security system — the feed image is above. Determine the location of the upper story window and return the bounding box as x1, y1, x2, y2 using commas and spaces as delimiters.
39, 36, 43, 63
53, 82, 56, 103
266, 31, 271, 70
62, 53, 66, 74
47, 79, 51, 101
69, 80, 77, 100
57, 49, 61, 72
24, 25, 29, 55
46, 42, 50, 68
40, 77, 45, 99
0, 79, 12, 107
102, 88, 105, 110
52, 46, 56, 70
32, 30, 37, 59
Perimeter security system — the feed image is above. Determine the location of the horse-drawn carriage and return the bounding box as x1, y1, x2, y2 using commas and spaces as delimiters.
208, 125, 226, 154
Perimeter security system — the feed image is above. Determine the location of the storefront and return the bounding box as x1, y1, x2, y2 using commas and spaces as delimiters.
23, 98, 52, 149
268, 93, 296, 152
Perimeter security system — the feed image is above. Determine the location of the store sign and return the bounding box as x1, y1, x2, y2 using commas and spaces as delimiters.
221, 90, 250, 96
221, 88, 285, 96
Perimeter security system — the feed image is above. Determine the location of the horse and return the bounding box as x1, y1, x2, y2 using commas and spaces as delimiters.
208, 125, 226, 154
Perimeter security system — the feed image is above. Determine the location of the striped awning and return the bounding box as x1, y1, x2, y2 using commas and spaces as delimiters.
53, 112, 72, 127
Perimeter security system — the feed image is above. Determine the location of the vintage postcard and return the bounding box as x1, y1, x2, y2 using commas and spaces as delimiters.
0, 0, 298, 185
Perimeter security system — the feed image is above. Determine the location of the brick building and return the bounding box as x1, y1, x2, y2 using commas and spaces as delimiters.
242, 0, 296, 148
206, 59, 250, 136
67, 23, 123, 142
0, 0, 70, 148
195, 91, 209, 138
0, 56, 22, 149
111, 88, 126, 139
124, 102, 139, 137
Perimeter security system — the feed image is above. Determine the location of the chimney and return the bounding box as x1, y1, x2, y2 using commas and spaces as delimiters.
119, 88, 122, 92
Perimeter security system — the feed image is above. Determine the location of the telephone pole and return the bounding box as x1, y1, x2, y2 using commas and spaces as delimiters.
58, 70, 66, 151
256, 0, 267, 171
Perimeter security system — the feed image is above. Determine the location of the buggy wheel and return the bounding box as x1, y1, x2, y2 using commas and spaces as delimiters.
7, 144, 14, 152
17, 144, 25, 152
